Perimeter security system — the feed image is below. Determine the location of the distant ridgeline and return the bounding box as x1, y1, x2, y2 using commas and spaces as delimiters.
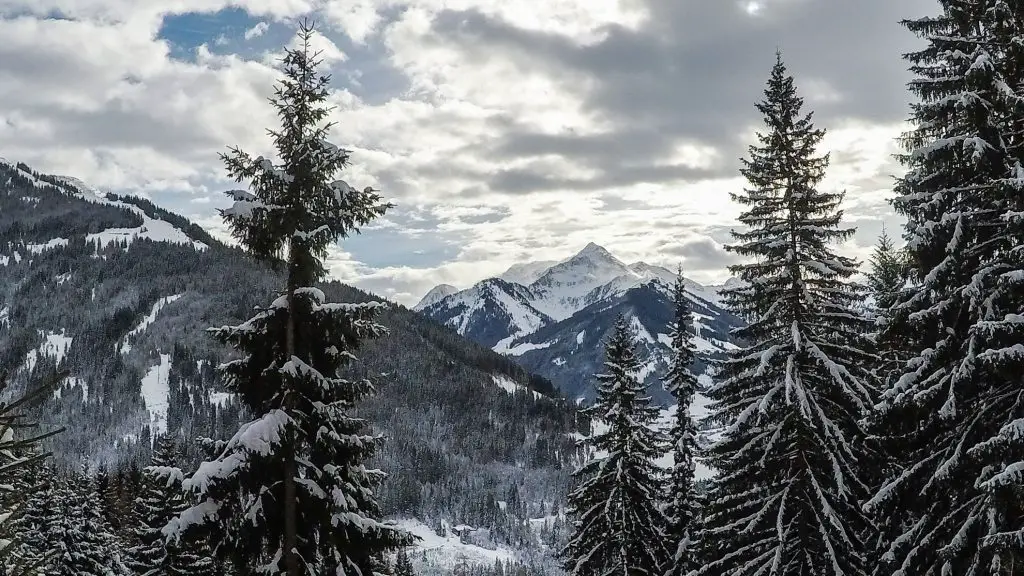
0, 159, 580, 567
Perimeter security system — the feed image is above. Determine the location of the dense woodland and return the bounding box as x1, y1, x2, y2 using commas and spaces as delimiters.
3, 1, 1024, 575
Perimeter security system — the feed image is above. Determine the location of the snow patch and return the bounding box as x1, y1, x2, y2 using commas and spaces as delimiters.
119, 294, 185, 355
24, 331, 73, 373
25, 238, 69, 254
393, 518, 516, 571
209, 392, 234, 408
54, 375, 89, 402
492, 375, 544, 400
141, 354, 172, 436
494, 338, 553, 357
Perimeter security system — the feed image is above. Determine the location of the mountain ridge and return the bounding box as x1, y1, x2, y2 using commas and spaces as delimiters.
0, 158, 577, 573
416, 243, 744, 405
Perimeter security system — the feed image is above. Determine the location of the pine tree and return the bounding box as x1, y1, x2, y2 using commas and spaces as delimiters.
661, 270, 701, 576
129, 435, 212, 576
51, 469, 125, 576
560, 316, 669, 576
0, 371, 63, 575
695, 53, 876, 576
866, 2, 1024, 573
393, 549, 415, 576
865, 228, 908, 316
166, 20, 412, 574
11, 460, 58, 573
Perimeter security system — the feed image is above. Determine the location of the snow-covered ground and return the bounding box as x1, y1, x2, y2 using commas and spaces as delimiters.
493, 374, 545, 400
118, 294, 185, 355
56, 176, 208, 252
394, 518, 516, 574
141, 353, 172, 436
26, 237, 69, 254
24, 331, 74, 373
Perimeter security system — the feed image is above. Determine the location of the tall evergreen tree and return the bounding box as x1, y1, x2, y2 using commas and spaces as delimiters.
560, 316, 668, 576
393, 549, 415, 576
866, 2, 1024, 573
11, 460, 58, 573
695, 54, 876, 576
51, 469, 126, 576
865, 229, 908, 316
166, 20, 412, 575
0, 372, 63, 575
661, 269, 701, 576
129, 435, 212, 576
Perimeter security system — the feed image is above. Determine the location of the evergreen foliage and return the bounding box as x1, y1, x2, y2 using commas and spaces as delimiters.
393, 549, 415, 576
51, 468, 128, 576
866, 2, 1024, 573
661, 270, 702, 576
0, 371, 63, 575
696, 53, 876, 576
167, 20, 412, 574
129, 435, 212, 576
560, 316, 669, 576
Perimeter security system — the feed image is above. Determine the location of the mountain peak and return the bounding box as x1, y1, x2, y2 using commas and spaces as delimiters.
575, 242, 614, 259
413, 283, 458, 311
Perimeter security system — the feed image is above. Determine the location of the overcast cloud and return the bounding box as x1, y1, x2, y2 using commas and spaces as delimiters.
0, 0, 937, 305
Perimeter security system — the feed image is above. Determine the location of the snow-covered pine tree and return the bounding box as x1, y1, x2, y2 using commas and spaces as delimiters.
695, 53, 876, 576
865, 229, 908, 317
0, 372, 63, 575
10, 459, 58, 573
166, 19, 411, 575
661, 269, 701, 576
130, 435, 212, 576
560, 316, 669, 576
51, 468, 125, 576
393, 549, 415, 576
866, 2, 1024, 573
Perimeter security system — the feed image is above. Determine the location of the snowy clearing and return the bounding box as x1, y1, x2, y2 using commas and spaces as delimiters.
394, 518, 515, 573
141, 354, 172, 436
119, 294, 185, 355
493, 375, 544, 400
24, 331, 74, 373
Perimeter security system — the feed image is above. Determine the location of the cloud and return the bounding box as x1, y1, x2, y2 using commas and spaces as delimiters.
0, 0, 931, 306
244, 21, 269, 39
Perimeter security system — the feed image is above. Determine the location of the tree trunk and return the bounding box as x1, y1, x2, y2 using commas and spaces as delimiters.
283, 238, 300, 576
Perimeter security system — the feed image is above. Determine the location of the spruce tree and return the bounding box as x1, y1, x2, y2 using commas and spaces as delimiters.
11, 460, 58, 573
661, 270, 701, 576
695, 53, 876, 576
393, 549, 415, 576
866, 2, 1024, 573
130, 435, 212, 576
0, 372, 63, 575
166, 20, 411, 574
52, 469, 125, 576
560, 316, 669, 576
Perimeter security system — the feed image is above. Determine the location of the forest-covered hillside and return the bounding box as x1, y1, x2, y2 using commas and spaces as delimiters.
0, 158, 581, 571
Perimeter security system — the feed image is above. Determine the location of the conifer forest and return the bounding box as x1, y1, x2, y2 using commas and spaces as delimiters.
3, 2, 1024, 576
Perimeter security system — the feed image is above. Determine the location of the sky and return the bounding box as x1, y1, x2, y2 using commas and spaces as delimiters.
0, 0, 937, 306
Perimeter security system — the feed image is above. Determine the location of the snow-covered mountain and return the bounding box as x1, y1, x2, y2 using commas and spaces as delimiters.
417, 243, 744, 404
0, 158, 578, 574
413, 283, 458, 311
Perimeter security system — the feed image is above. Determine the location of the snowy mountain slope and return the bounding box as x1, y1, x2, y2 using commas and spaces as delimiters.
0, 159, 207, 257
419, 278, 554, 349
417, 244, 744, 405
500, 260, 558, 287
527, 242, 637, 320
413, 283, 458, 311
0, 158, 578, 572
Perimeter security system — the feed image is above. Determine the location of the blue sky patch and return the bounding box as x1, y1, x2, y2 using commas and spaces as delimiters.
158, 8, 267, 60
